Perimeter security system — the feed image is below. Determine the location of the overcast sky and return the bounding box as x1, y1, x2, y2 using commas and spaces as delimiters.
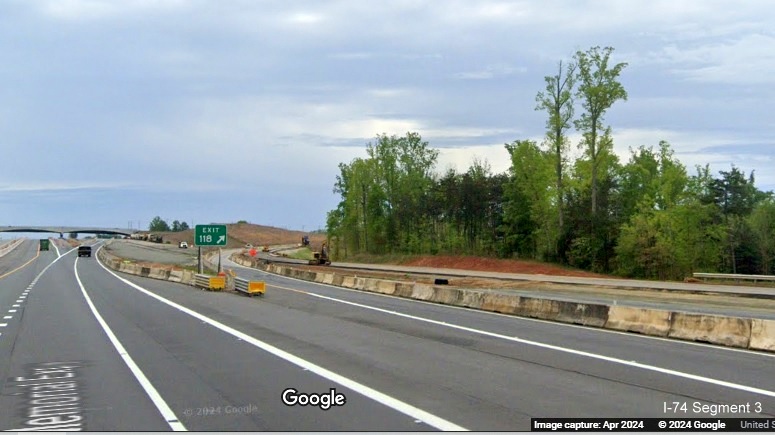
1, 0, 773, 233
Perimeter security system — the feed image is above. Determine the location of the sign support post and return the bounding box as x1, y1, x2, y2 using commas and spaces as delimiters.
194, 225, 228, 274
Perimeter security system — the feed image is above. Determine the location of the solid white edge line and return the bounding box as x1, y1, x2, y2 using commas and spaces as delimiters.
268, 280, 775, 399
229, 257, 775, 359
74, 258, 187, 431
95, 248, 467, 432
51, 240, 61, 258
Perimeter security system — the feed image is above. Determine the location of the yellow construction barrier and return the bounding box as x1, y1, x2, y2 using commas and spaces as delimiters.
235, 277, 265, 296
209, 276, 226, 290
195, 274, 226, 291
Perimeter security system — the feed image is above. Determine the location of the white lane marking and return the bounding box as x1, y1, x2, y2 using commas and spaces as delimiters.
0, 323, 7, 327
12, 304, 20, 308
8, 310, 17, 313
52, 240, 61, 258
234, 259, 775, 359
272, 284, 775, 399
96, 251, 467, 431
3, 316, 11, 319
74, 259, 186, 431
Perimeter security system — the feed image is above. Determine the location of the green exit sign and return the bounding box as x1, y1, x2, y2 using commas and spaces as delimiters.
195, 224, 227, 246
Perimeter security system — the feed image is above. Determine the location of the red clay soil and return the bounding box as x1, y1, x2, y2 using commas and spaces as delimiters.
399, 255, 609, 278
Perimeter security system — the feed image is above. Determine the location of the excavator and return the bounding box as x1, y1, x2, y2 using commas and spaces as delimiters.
308, 242, 331, 265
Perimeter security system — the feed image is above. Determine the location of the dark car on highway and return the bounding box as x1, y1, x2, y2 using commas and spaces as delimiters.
78, 245, 92, 257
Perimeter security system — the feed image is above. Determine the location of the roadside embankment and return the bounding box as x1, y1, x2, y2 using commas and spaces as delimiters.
232, 254, 775, 353
98, 246, 199, 284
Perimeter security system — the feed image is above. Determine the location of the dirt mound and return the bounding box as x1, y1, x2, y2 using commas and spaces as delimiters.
399, 255, 609, 278
151, 223, 327, 249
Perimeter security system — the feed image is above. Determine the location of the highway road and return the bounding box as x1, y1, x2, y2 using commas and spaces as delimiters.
252, 250, 775, 320
0, 240, 774, 430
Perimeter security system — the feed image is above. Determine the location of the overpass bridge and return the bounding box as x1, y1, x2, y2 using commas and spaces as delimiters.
0, 226, 138, 237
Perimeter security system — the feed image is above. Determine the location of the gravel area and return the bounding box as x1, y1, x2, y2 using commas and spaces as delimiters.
103, 239, 200, 267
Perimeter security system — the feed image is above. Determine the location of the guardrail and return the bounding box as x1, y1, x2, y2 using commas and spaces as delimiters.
693, 272, 775, 283
194, 273, 226, 291
234, 277, 265, 296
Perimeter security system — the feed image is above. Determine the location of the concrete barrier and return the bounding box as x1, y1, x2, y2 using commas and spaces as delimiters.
364, 278, 380, 292
516, 297, 559, 321
750, 319, 775, 352
411, 283, 434, 301
605, 306, 671, 336
555, 301, 609, 327
480, 293, 519, 314
459, 290, 484, 310
234, 252, 775, 353
394, 283, 414, 298
668, 313, 752, 348
170, 270, 184, 283
376, 280, 397, 295
431, 286, 462, 305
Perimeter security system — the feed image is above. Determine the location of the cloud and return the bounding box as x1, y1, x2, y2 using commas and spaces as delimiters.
454, 64, 527, 80
36, 0, 186, 21
656, 34, 775, 84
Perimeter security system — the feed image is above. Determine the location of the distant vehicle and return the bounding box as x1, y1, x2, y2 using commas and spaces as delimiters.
39, 239, 50, 251
77, 246, 92, 257
301, 235, 310, 246
179, 241, 188, 249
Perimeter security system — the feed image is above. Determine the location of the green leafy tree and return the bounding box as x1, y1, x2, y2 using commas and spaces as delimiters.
504, 139, 555, 259
180, 221, 190, 231
618, 141, 687, 220
148, 216, 170, 232
574, 46, 628, 215
171, 220, 181, 232
748, 199, 775, 274
366, 133, 438, 253
536, 59, 575, 230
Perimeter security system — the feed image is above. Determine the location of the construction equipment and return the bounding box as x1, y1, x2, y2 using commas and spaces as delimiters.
308, 242, 331, 265
301, 235, 310, 246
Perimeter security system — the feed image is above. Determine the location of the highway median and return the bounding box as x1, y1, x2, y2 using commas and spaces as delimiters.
232, 254, 775, 354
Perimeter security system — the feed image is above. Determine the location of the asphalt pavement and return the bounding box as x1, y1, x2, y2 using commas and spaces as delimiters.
1, 242, 774, 431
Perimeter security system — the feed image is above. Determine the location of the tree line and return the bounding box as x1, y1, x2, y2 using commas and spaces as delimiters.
148, 216, 190, 232
326, 46, 775, 280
